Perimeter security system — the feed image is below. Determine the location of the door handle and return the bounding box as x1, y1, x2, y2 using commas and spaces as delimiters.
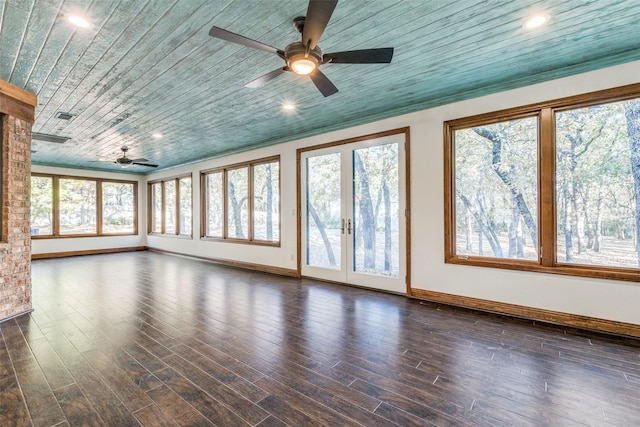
341, 218, 345, 234
347, 219, 352, 234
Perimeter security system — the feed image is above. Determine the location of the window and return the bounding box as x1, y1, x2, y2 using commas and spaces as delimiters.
452, 116, 538, 260
147, 174, 192, 237
201, 156, 280, 244
59, 178, 97, 234
179, 177, 192, 236
445, 83, 640, 282
30, 175, 54, 236
102, 182, 136, 234
30, 174, 137, 237
204, 172, 223, 238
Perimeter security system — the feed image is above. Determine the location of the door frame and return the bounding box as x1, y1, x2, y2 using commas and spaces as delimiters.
296, 127, 411, 295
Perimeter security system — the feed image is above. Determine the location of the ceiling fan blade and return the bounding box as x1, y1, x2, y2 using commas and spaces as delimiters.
132, 162, 158, 168
302, 0, 338, 50
209, 26, 280, 54
245, 67, 288, 88
129, 158, 148, 163
309, 69, 338, 97
323, 47, 394, 64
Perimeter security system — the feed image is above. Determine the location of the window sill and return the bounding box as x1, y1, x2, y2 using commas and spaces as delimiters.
200, 236, 280, 247
31, 233, 138, 239
148, 233, 193, 240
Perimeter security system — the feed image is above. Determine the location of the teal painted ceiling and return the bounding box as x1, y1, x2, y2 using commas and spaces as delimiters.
3, 0, 640, 173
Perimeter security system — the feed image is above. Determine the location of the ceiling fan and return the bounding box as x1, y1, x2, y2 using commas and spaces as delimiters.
208, 0, 394, 97
98, 145, 158, 168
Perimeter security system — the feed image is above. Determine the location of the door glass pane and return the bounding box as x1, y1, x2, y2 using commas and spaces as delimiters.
179, 177, 192, 235
59, 178, 97, 235
30, 176, 53, 236
253, 161, 280, 242
102, 182, 135, 234
556, 99, 640, 268
205, 172, 223, 237
227, 167, 249, 239
306, 153, 342, 269
164, 180, 176, 234
353, 143, 400, 277
151, 183, 162, 233
454, 117, 539, 259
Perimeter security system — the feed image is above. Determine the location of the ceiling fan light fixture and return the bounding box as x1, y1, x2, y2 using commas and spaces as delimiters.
285, 42, 322, 76
290, 57, 317, 75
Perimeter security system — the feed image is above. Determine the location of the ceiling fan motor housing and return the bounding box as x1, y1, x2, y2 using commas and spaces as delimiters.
285, 42, 322, 71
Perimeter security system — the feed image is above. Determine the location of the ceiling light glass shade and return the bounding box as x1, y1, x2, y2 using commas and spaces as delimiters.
290, 58, 317, 75
68, 15, 90, 28
120, 162, 131, 168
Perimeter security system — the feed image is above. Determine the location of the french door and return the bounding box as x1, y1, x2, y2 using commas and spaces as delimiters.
300, 131, 407, 293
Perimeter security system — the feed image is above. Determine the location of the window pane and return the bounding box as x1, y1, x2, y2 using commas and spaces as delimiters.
164, 180, 176, 234
253, 162, 279, 242
227, 167, 249, 239
59, 178, 97, 235
306, 153, 342, 269
179, 177, 192, 235
556, 99, 640, 268
102, 182, 135, 234
205, 172, 223, 237
151, 183, 162, 233
454, 117, 538, 259
353, 143, 399, 277
30, 176, 53, 236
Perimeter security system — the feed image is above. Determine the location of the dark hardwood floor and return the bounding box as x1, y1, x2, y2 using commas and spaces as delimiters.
2, 252, 640, 426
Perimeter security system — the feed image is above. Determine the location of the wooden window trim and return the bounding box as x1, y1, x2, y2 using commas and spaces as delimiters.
31, 173, 138, 238
200, 155, 281, 246
444, 82, 640, 283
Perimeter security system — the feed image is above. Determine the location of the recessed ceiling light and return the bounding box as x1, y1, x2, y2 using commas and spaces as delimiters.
152, 133, 163, 138
523, 14, 550, 29
282, 102, 296, 111
68, 15, 90, 28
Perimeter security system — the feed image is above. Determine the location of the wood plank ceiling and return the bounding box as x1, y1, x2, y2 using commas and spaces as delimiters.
2, 0, 640, 173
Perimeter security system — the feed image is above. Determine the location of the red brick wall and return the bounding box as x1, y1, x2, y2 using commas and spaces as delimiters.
0, 114, 32, 321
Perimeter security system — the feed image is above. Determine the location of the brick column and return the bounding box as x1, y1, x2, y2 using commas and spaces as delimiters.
1, 81, 36, 322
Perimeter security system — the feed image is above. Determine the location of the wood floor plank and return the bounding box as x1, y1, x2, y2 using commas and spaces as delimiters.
170, 343, 268, 402
350, 378, 464, 427
15, 252, 640, 427
254, 376, 363, 427
133, 403, 180, 427
162, 353, 269, 425
0, 377, 31, 427
11, 356, 67, 426
153, 366, 252, 426
2, 320, 66, 427
27, 338, 75, 391
255, 415, 289, 427
145, 384, 216, 427
257, 394, 326, 427
82, 349, 153, 412
124, 343, 168, 373
64, 360, 142, 426
53, 384, 106, 427
106, 347, 164, 392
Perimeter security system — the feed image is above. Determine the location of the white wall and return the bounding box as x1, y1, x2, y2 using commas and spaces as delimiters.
146, 60, 640, 325
30, 165, 147, 255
